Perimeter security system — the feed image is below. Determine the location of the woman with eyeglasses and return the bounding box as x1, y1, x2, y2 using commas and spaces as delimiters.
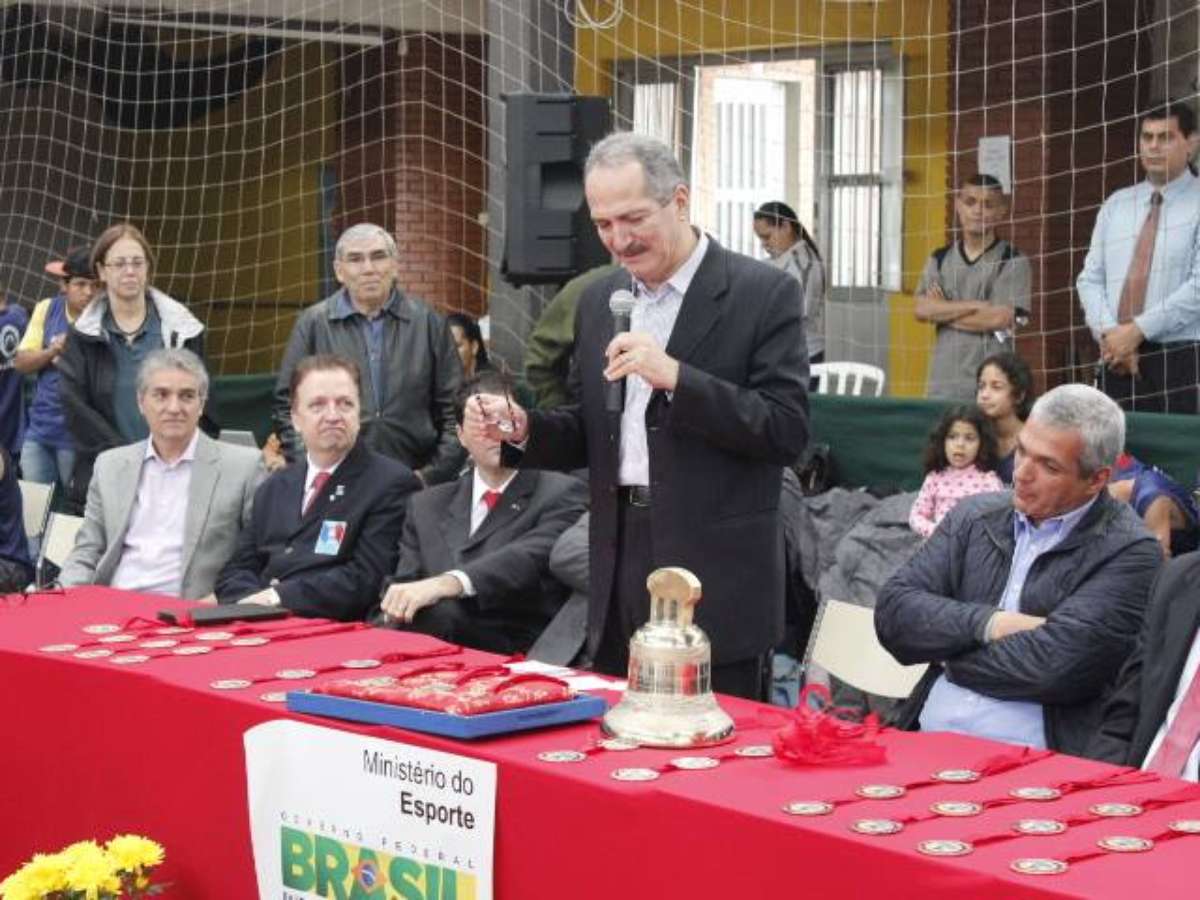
58, 222, 209, 512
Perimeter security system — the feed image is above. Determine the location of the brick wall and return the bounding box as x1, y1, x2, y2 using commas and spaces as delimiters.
947, 0, 1150, 391
336, 34, 487, 316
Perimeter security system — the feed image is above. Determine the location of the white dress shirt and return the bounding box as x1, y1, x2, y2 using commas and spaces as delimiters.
618, 231, 709, 486
448, 468, 518, 597
1141, 628, 1200, 781
111, 431, 199, 596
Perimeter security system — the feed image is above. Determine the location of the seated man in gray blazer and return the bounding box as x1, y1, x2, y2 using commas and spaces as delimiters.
61, 348, 265, 599
373, 371, 587, 654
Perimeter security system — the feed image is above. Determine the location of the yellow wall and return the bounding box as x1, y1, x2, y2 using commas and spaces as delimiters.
119, 43, 337, 375
574, 0, 950, 396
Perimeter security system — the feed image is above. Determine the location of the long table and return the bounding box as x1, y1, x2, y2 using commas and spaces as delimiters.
1, 587, 1195, 898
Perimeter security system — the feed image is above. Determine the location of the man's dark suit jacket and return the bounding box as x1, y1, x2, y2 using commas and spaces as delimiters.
371, 468, 587, 651
505, 238, 810, 665
1089, 551, 1200, 766
215, 439, 420, 620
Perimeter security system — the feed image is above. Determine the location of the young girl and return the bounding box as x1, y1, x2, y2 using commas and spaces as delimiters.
975, 352, 1034, 484
909, 405, 1004, 538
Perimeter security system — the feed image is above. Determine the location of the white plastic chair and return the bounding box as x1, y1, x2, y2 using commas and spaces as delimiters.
810, 362, 886, 397
38, 512, 84, 575
804, 597, 927, 699
18, 479, 54, 541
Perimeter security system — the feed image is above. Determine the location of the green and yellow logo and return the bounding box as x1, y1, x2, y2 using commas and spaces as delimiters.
281, 827, 477, 900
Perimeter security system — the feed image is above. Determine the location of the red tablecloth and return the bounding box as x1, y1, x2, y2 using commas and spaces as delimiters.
1, 587, 1195, 899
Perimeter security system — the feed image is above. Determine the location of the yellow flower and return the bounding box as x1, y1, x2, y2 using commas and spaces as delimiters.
105, 834, 165, 873
63, 841, 120, 900
2, 852, 69, 898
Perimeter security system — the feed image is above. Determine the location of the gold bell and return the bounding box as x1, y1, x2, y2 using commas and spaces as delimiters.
601, 566, 735, 747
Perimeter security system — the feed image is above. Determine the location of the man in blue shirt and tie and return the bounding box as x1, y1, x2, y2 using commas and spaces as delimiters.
1077, 101, 1200, 412
876, 385, 1162, 757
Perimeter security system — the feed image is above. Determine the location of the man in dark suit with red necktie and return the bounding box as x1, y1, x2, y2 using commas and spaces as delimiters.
372, 371, 587, 654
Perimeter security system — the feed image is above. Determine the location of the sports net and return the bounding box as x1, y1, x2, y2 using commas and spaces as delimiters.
0, 1, 1196, 401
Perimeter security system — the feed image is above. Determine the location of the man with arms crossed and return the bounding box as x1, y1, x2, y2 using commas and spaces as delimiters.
875, 384, 1161, 756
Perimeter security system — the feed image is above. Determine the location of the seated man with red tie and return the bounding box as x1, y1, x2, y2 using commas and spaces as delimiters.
1089, 551, 1200, 780
215, 354, 421, 620
371, 371, 587, 654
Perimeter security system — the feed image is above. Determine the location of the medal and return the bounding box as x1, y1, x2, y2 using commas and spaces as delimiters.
932, 768, 981, 783
210, 679, 253, 690
930, 800, 983, 817
260, 691, 289, 703
1008, 786, 1062, 802
1089, 802, 1143, 818
1011, 858, 1068, 876
782, 801, 834, 817
138, 639, 178, 649
73, 648, 113, 659
850, 818, 904, 835
917, 839, 973, 857
1097, 836, 1153, 853
97, 634, 136, 644
734, 744, 773, 758
1013, 819, 1067, 836
598, 738, 640, 752
1168, 820, 1200, 834
155, 626, 192, 635
275, 668, 317, 680
39, 643, 78, 653
670, 756, 719, 771
109, 654, 150, 665
341, 659, 382, 669
81, 623, 121, 635
855, 784, 906, 800
173, 645, 213, 656
538, 750, 587, 763
611, 767, 660, 782
195, 630, 235, 642
230, 636, 270, 647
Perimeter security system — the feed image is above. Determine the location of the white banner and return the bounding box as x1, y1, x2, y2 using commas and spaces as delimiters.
244, 720, 496, 900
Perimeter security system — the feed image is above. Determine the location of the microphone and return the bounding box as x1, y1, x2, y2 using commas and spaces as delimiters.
606, 289, 636, 413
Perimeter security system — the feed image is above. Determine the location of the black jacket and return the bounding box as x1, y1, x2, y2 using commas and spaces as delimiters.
1088, 552, 1200, 766
507, 238, 810, 664
272, 288, 465, 485
876, 490, 1162, 757
58, 290, 212, 511
215, 439, 420, 620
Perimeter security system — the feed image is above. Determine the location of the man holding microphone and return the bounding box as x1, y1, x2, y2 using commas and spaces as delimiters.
467, 132, 808, 699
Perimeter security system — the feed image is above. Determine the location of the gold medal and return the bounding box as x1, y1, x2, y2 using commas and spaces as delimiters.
1011, 858, 1068, 876
917, 839, 973, 857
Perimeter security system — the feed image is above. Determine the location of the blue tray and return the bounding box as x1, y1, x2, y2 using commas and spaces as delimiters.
286, 690, 607, 739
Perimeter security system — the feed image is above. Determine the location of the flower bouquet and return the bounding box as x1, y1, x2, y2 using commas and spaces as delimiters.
0, 835, 166, 899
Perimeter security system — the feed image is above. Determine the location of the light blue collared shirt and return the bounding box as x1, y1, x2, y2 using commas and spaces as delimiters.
1077, 169, 1200, 342
919, 494, 1099, 749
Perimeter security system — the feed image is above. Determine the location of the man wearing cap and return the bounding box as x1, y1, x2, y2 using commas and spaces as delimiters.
14, 247, 97, 494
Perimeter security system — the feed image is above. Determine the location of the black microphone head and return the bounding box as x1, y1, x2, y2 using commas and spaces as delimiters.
609, 289, 636, 316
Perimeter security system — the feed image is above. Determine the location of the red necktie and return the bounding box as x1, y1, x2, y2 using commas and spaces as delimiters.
482, 489, 502, 511
304, 470, 330, 515
1145, 667, 1200, 777
1116, 190, 1163, 323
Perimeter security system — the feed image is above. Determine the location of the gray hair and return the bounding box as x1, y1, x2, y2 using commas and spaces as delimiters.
584, 132, 687, 205
1028, 383, 1124, 476
334, 223, 399, 260
137, 348, 209, 400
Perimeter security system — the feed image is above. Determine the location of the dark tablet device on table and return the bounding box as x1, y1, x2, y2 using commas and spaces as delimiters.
157, 604, 291, 626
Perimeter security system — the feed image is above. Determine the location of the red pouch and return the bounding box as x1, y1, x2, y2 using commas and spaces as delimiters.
315, 663, 574, 715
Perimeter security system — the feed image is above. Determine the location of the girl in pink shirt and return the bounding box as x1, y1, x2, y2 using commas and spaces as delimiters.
909, 405, 1004, 538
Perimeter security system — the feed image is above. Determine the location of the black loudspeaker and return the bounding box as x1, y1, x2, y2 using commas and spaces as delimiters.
501, 93, 612, 287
